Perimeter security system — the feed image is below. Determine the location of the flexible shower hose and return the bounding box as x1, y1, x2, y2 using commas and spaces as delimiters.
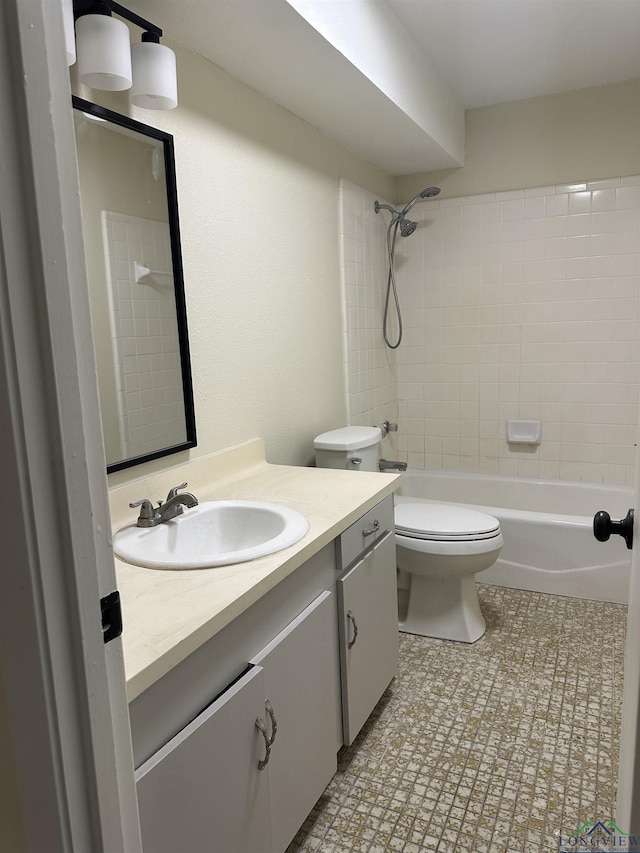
383, 217, 403, 349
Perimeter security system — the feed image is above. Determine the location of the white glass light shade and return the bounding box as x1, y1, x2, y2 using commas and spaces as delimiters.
130, 41, 178, 110
62, 0, 76, 66
76, 14, 132, 91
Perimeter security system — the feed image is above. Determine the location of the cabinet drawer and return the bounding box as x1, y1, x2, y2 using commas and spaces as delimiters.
337, 495, 394, 571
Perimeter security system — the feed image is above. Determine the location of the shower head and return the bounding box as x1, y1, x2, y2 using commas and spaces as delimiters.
373, 205, 417, 236
401, 186, 441, 216
374, 187, 441, 223
399, 218, 417, 237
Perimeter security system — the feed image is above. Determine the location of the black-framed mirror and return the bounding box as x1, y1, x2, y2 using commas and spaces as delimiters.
72, 96, 196, 473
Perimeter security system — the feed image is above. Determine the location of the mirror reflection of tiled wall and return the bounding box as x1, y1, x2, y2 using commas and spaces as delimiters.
102, 211, 185, 460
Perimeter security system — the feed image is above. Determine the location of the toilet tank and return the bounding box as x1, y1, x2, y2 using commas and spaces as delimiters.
314, 426, 381, 472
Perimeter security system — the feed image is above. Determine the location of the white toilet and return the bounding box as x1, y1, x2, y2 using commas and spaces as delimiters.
314, 426, 503, 644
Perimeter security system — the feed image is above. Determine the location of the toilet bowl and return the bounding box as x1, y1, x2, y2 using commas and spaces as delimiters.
313, 426, 503, 644
395, 500, 503, 643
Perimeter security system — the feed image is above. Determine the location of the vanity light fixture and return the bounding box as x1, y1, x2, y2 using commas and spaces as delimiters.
130, 31, 178, 110
71, 0, 178, 109
75, 1, 132, 91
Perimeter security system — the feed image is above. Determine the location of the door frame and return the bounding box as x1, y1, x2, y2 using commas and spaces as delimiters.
617, 398, 640, 830
0, 1, 140, 850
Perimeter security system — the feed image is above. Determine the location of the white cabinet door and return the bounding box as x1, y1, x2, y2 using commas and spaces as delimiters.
251, 590, 339, 853
338, 531, 398, 745
135, 665, 272, 853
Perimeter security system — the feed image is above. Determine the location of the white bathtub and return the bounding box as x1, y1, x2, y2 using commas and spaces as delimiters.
398, 470, 633, 604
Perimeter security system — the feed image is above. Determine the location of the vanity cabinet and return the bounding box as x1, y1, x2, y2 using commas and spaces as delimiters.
130, 495, 398, 853
131, 547, 341, 853
135, 665, 271, 853
136, 589, 337, 853
336, 497, 398, 745
250, 589, 337, 853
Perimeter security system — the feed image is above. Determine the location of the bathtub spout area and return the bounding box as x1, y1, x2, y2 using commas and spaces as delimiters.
380, 459, 407, 472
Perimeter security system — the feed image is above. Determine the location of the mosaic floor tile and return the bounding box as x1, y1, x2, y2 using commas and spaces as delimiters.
287, 584, 626, 853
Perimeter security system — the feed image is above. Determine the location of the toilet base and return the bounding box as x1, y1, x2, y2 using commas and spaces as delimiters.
399, 573, 486, 643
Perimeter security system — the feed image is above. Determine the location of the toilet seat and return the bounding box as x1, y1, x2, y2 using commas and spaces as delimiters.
395, 502, 501, 542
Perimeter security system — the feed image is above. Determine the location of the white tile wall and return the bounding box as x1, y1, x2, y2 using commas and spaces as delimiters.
340, 178, 640, 484
339, 179, 399, 431
102, 211, 185, 461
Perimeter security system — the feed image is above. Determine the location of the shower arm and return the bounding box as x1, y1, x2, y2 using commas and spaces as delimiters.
374, 201, 400, 218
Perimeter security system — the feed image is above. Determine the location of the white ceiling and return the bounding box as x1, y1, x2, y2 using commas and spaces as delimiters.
133, 0, 640, 174
386, 0, 640, 108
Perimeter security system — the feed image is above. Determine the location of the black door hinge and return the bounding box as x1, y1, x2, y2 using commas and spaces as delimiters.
101, 591, 123, 643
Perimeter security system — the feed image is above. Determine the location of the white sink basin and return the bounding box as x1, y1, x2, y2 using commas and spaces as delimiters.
113, 500, 309, 570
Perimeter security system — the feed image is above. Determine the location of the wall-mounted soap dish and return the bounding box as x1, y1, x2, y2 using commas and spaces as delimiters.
506, 419, 541, 445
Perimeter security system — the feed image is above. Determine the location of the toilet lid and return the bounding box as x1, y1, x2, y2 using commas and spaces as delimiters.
395, 502, 501, 541
314, 425, 381, 451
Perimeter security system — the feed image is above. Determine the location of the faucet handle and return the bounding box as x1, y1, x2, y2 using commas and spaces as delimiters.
165, 482, 189, 501
376, 420, 398, 438
129, 498, 157, 521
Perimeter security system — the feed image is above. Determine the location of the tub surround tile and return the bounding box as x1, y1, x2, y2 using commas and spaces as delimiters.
102, 212, 183, 461
288, 585, 625, 853
340, 177, 640, 485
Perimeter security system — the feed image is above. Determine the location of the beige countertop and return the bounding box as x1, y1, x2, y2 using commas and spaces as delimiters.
110, 439, 400, 701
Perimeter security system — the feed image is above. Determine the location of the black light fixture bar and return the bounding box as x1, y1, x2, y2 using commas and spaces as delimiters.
111, 2, 162, 38
72, 0, 162, 38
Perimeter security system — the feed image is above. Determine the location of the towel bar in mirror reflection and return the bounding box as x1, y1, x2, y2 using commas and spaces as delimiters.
72, 96, 196, 473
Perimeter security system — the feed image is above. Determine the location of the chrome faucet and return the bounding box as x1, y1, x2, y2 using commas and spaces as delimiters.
129, 482, 199, 527
379, 459, 407, 472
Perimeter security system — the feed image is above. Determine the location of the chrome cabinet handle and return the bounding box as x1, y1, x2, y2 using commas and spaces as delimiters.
265, 699, 277, 746
363, 519, 380, 537
255, 716, 271, 770
347, 610, 359, 649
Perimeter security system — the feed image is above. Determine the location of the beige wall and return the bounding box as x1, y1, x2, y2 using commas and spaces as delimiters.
73, 40, 394, 481
397, 80, 640, 202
